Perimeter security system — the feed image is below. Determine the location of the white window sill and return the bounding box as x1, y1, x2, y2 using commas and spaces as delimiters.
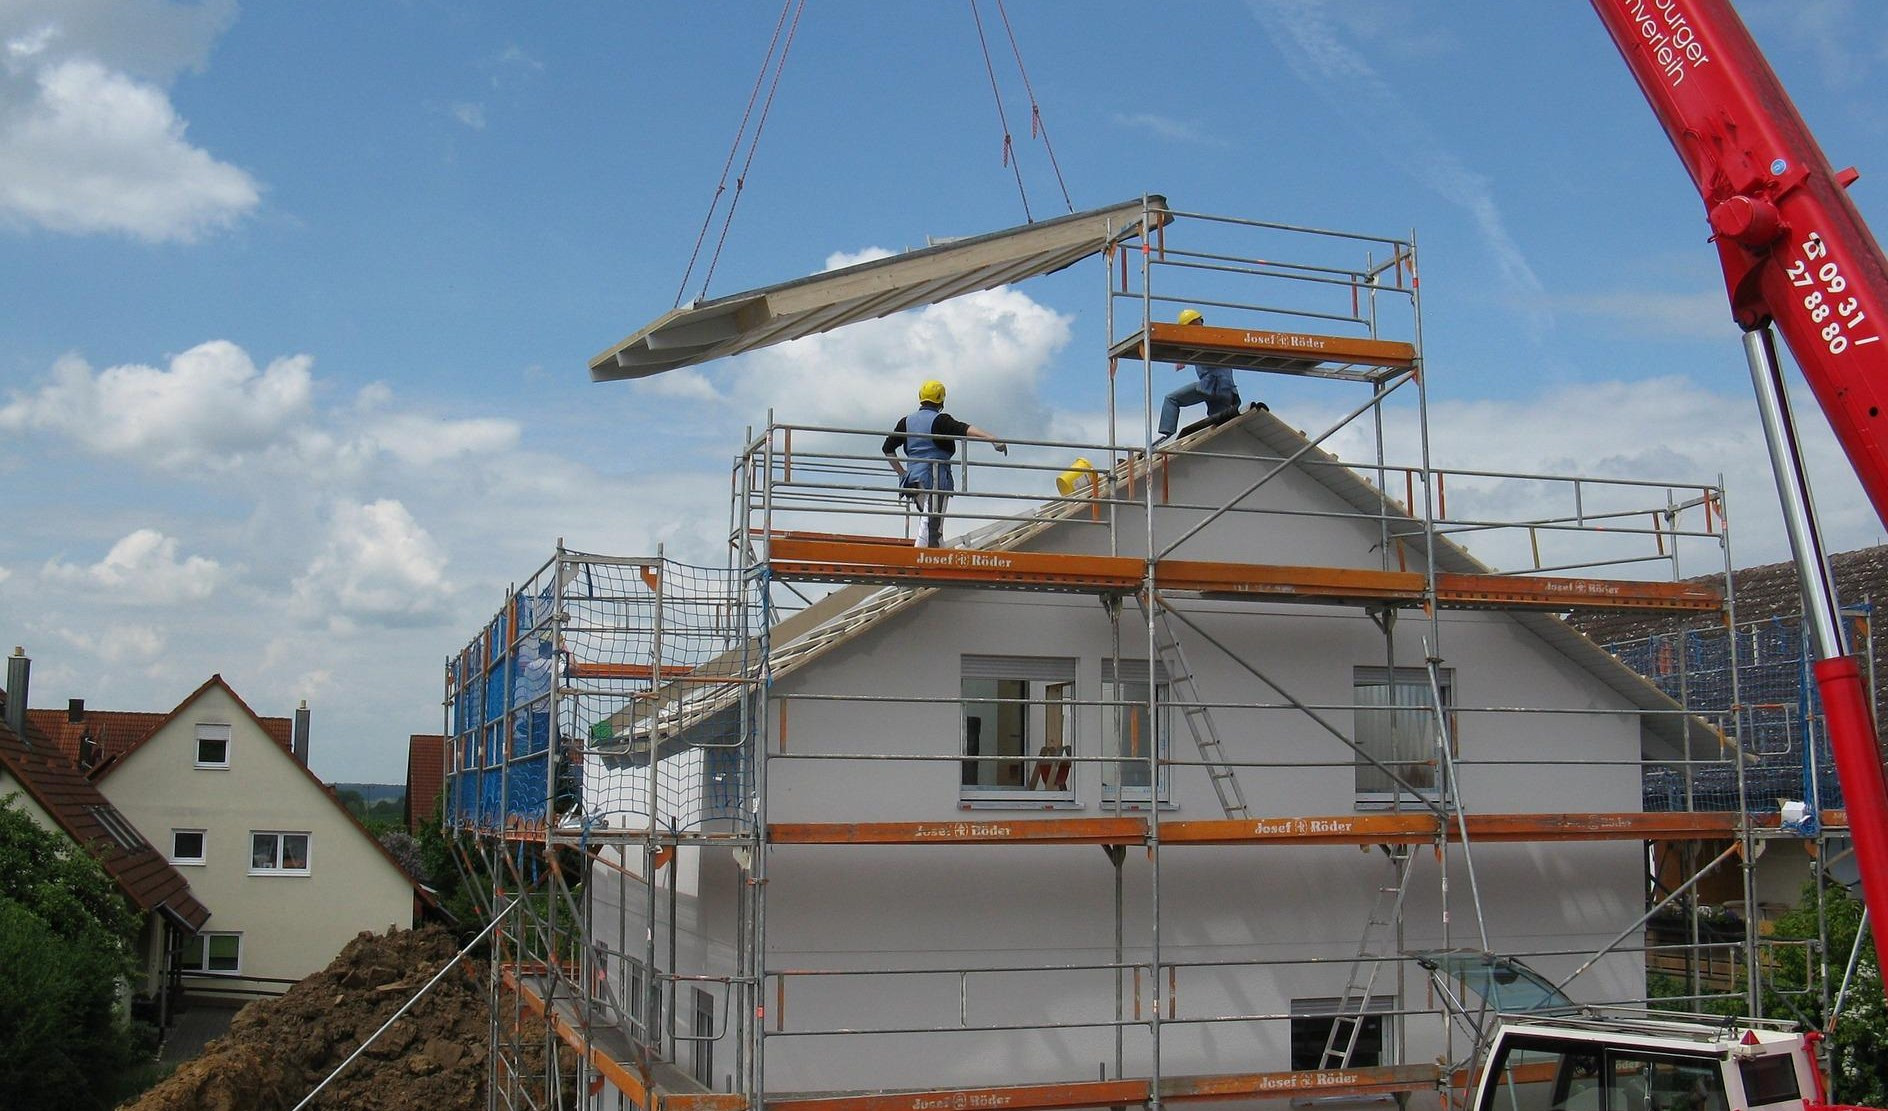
959, 795, 1082, 811
247, 870, 312, 877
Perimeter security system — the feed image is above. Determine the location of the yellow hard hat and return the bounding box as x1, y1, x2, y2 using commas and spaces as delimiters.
1177, 308, 1204, 327
919, 379, 946, 404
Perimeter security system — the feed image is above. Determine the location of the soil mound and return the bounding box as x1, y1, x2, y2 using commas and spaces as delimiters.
124, 926, 537, 1111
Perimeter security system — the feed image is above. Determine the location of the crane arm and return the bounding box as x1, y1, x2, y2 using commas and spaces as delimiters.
1589, 0, 1888, 995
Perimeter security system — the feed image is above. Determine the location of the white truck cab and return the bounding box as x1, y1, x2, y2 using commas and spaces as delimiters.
1472, 1015, 1843, 1111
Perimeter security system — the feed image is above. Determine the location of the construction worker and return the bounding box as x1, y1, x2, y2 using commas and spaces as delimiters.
1156, 308, 1241, 444
883, 379, 1007, 547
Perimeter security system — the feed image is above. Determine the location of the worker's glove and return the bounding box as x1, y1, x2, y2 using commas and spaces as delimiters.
994, 443, 1009, 455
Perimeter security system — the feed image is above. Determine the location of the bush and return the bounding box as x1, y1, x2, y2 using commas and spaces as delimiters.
0, 797, 144, 1110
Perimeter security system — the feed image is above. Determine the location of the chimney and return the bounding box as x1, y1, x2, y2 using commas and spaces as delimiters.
293, 700, 311, 765
67, 698, 85, 723
4, 647, 27, 740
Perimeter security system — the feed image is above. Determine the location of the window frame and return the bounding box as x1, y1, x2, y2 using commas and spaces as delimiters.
1101, 659, 1171, 805
1352, 665, 1455, 809
180, 931, 242, 975
691, 986, 716, 1088
195, 723, 232, 768
959, 655, 1078, 805
249, 830, 313, 875
1289, 994, 1394, 1071
171, 829, 207, 865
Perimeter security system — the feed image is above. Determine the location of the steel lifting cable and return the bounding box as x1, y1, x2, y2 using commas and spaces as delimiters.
675, 0, 807, 308
991, 0, 1073, 214
968, 0, 1032, 223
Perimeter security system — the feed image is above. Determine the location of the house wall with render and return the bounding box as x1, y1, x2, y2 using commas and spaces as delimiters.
591, 427, 1654, 1096
99, 683, 413, 995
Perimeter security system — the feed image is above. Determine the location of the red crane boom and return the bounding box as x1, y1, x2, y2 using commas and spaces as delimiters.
1590, 0, 1888, 987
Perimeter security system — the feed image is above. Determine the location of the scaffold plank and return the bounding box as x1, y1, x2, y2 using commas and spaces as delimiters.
764, 812, 1841, 847
765, 538, 1723, 613
1110, 323, 1418, 381
768, 817, 1146, 845
765, 1063, 1442, 1111
1433, 572, 1722, 613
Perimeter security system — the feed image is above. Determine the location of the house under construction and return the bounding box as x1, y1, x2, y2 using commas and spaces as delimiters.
441, 198, 1862, 1111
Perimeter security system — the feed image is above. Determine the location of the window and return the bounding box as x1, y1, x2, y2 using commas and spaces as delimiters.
960, 656, 1076, 799
1102, 659, 1170, 802
1354, 666, 1453, 807
250, 831, 311, 874
1482, 1036, 1727, 1111
1739, 1055, 1800, 1107
180, 932, 242, 975
195, 723, 231, 767
691, 987, 715, 1088
1290, 995, 1392, 1070
171, 829, 206, 865
87, 805, 148, 852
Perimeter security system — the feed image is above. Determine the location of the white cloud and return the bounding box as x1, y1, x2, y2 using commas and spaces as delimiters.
824, 246, 894, 270
0, 56, 258, 241
1110, 112, 1231, 148
291, 499, 455, 629
42, 528, 222, 603
628, 368, 722, 402
363, 413, 520, 466
1247, 0, 1546, 328
450, 102, 486, 130
0, 341, 312, 470
1306, 375, 1875, 571
55, 622, 167, 664
1555, 290, 1730, 341
723, 284, 1072, 438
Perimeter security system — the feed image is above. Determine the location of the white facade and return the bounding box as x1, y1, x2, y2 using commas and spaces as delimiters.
98, 680, 414, 996
591, 416, 1665, 1097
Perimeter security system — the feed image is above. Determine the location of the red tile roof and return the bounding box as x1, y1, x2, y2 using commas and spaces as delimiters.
29, 675, 293, 772
405, 734, 445, 833
0, 698, 211, 932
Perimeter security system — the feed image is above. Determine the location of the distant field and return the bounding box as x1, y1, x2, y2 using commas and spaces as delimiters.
333, 782, 405, 804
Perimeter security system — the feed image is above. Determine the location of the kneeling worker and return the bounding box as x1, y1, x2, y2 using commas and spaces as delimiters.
1157, 308, 1241, 443
884, 379, 1007, 547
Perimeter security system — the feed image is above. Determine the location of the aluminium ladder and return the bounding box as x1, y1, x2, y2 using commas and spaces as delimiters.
1139, 594, 1250, 820
1318, 846, 1418, 1070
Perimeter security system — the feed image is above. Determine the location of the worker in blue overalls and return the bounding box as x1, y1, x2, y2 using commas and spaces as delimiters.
1156, 308, 1242, 444
883, 379, 1008, 547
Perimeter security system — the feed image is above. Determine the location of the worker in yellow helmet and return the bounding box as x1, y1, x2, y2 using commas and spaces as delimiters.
883, 379, 1008, 547
1157, 308, 1242, 443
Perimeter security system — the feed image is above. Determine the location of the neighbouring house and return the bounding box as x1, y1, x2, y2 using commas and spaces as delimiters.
1567, 546, 1888, 958
579, 407, 1722, 1096
29, 675, 418, 1001
0, 650, 210, 1030
405, 733, 445, 833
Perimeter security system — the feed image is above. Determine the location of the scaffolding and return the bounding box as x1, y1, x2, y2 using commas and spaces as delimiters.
444, 201, 1858, 1111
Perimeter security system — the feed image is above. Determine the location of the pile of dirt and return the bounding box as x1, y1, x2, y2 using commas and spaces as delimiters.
125, 926, 553, 1111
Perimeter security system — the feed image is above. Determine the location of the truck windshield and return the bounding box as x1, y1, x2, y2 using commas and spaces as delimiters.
1483, 1037, 1727, 1111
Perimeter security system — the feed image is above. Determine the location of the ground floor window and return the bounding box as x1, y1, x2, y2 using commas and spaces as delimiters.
960, 656, 1076, 799
1289, 995, 1393, 1070
1102, 659, 1169, 802
181, 932, 242, 975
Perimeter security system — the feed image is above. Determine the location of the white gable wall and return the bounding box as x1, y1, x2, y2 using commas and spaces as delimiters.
100, 684, 413, 993
596, 430, 1655, 1094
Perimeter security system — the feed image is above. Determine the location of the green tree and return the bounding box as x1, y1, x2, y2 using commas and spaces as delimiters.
0, 796, 145, 1111
1763, 881, 1887, 1105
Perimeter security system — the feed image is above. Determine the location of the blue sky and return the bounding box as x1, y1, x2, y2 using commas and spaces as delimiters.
1, 0, 1885, 782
